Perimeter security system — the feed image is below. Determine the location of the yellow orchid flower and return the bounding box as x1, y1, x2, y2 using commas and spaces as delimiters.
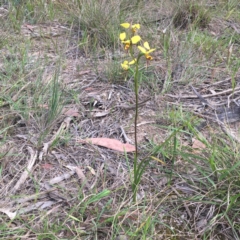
119, 32, 141, 50
121, 59, 136, 70
138, 42, 156, 60
131, 24, 140, 33
120, 22, 141, 33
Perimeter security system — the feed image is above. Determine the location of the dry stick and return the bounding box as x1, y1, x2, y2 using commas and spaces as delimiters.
169, 85, 240, 149
219, 123, 240, 144
192, 111, 240, 143
171, 186, 192, 219
13, 189, 61, 204
39, 116, 72, 160
11, 147, 38, 194
191, 111, 219, 123
228, 22, 240, 34
12, 82, 31, 101
191, 85, 215, 109
188, 86, 240, 142
136, 121, 155, 127
48, 170, 75, 185
120, 126, 133, 144
227, 90, 240, 108
80, 78, 97, 90
208, 77, 232, 86
75, 166, 91, 190
115, 97, 151, 111
167, 86, 240, 99
0, 82, 31, 108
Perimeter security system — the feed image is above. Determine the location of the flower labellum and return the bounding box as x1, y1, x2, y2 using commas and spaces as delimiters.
138, 41, 156, 60
131, 24, 140, 32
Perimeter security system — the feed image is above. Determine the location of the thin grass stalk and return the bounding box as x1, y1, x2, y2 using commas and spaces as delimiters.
169, 133, 177, 185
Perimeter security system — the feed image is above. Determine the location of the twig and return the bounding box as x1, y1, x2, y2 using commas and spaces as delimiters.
219, 122, 240, 143
191, 85, 215, 109
80, 78, 97, 90
208, 77, 232, 86
39, 117, 72, 161
120, 126, 133, 144
136, 121, 155, 127
227, 90, 240, 108
12, 82, 31, 101
167, 86, 240, 99
115, 97, 151, 111
11, 147, 38, 194
0, 82, 31, 108
171, 186, 192, 218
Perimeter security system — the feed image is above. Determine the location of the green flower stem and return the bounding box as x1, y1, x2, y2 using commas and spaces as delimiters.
129, 49, 141, 202
133, 66, 139, 202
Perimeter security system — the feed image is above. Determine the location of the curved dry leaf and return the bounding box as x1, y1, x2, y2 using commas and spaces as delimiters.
62, 108, 80, 117
77, 138, 135, 152
0, 208, 17, 220
87, 166, 96, 175
40, 163, 54, 169
92, 110, 109, 118
192, 138, 206, 153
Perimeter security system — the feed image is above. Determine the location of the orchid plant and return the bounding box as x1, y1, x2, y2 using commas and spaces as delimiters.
119, 22, 155, 202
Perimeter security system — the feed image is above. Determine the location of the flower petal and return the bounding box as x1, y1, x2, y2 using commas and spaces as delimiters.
120, 23, 130, 29
132, 24, 140, 30
131, 35, 141, 44
143, 42, 150, 50
119, 32, 126, 41
123, 40, 130, 44
138, 46, 147, 53
147, 48, 156, 54
129, 59, 137, 65
146, 54, 153, 60
124, 43, 130, 50
121, 61, 129, 70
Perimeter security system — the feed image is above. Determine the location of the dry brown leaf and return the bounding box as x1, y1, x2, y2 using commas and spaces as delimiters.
92, 110, 109, 118
192, 138, 206, 153
40, 163, 54, 169
84, 87, 95, 92
87, 166, 96, 175
25, 24, 35, 31
75, 167, 87, 181
77, 138, 135, 152
62, 108, 80, 117
77, 70, 91, 76
38, 104, 48, 109
75, 166, 90, 189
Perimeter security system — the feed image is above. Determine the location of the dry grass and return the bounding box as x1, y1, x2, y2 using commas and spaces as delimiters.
0, 0, 240, 239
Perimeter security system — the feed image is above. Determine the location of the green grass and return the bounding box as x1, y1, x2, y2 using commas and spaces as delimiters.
0, 0, 240, 239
